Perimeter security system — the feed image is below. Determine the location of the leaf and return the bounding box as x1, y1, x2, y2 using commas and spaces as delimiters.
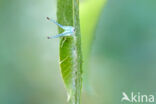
80, 0, 106, 91
57, 0, 82, 104
80, 0, 106, 59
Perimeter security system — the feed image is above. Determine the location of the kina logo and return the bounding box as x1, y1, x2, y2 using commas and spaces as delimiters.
121, 92, 154, 103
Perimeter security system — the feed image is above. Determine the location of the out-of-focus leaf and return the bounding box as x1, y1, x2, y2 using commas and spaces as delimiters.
80, 0, 106, 59
80, 0, 106, 91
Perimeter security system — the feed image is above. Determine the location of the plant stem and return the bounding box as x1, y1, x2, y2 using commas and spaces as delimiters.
57, 0, 82, 104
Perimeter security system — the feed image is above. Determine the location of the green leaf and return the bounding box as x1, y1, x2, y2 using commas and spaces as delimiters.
80, 0, 106, 91
80, 0, 106, 59
57, 0, 82, 104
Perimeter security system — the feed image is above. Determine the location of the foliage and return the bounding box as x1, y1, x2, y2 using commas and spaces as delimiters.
57, 0, 82, 104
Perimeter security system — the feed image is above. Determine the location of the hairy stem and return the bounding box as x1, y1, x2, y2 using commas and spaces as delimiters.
57, 0, 82, 104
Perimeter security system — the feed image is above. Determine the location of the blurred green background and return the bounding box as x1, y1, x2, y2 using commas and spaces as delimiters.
0, 0, 156, 104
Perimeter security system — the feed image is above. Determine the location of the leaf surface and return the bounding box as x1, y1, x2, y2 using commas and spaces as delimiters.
57, 0, 82, 104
